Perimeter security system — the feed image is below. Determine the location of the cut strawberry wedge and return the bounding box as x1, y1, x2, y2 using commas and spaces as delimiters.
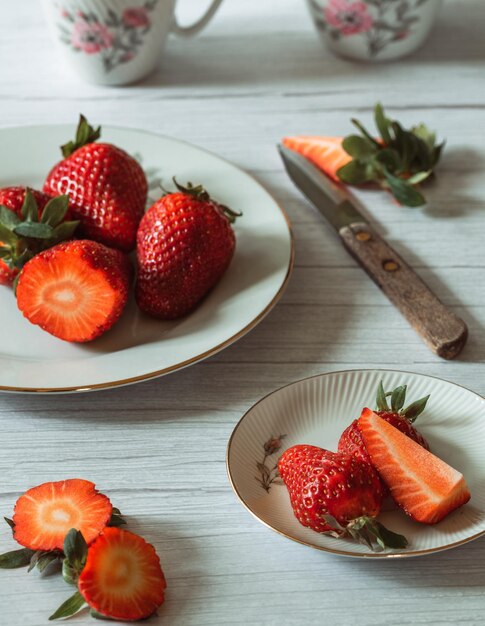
358, 408, 471, 524
282, 136, 351, 182
13, 479, 112, 551
78, 527, 166, 621
16, 240, 132, 342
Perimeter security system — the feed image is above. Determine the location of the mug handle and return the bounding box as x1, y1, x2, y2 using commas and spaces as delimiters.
171, 0, 224, 37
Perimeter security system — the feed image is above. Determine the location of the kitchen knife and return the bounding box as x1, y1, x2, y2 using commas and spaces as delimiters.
278, 144, 468, 360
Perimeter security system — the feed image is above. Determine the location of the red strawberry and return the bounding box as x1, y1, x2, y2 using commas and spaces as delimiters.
78, 527, 166, 621
338, 382, 430, 466
282, 136, 351, 182
43, 115, 147, 252
0, 187, 77, 287
136, 180, 239, 319
16, 240, 132, 342
358, 408, 471, 524
13, 479, 112, 551
278, 444, 407, 550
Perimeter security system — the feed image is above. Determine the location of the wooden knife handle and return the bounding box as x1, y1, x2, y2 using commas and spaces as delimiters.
339, 222, 468, 360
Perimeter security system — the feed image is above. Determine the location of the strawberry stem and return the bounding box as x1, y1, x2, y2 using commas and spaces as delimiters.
171, 177, 242, 223
61, 115, 101, 158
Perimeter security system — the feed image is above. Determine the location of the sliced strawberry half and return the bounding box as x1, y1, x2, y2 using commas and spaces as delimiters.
358, 408, 471, 524
78, 527, 166, 621
13, 479, 112, 551
282, 136, 352, 182
16, 239, 132, 342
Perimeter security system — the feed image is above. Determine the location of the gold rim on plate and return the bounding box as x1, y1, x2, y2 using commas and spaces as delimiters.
0, 125, 295, 394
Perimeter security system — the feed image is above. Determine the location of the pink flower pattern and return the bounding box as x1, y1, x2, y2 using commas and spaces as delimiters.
324, 0, 373, 36
56, 1, 158, 72
309, 0, 431, 58
122, 7, 151, 28
71, 19, 113, 54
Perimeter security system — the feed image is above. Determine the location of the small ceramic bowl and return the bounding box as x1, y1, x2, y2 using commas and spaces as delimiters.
306, 0, 442, 62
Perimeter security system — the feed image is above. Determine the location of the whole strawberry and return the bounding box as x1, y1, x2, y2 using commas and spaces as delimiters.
278, 444, 407, 550
43, 115, 147, 252
338, 382, 430, 465
16, 240, 132, 342
0, 188, 77, 287
136, 180, 240, 319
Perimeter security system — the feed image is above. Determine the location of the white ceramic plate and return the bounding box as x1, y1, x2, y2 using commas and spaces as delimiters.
227, 369, 485, 558
0, 125, 293, 393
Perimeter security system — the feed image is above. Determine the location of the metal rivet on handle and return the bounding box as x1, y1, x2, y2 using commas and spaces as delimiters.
383, 260, 400, 272
355, 231, 371, 242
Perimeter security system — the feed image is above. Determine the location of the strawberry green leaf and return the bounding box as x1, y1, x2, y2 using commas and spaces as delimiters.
407, 170, 432, 185
13, 222, 54, 239
383, 170, 426, 207
376, 381, 390, 412
0, 248, 12, 260
12, 249, 34, 269
0, 205, 21, 229
27, 550, 45, 573
374, 103, 392, 145
369, 520, 408, 550
403, 395, 430, 423
412, 123, 437, 150
49, 591, 86, 621
36, 552, 61, 573
108, 507, 127, 527
90, 609, 114, 620
390, 385, 407, 413
40, 195, 70, 227
374, 148, 401, 172
351, 118, 380, 147
342, 135, 378, 160
63, 528, 87, 577
0, 223, 17, 246
0, 548, 36, 569
50, 220, 79, 244
61, 114, 101, 158
337, 161, 372, 185
20, 189, 39, 222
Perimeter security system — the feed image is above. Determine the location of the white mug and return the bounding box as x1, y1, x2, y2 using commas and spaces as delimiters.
41, 0, 224, 85
306, 0, 442, 62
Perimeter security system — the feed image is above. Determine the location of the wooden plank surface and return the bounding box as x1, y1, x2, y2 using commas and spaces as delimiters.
1, 0, 485, 624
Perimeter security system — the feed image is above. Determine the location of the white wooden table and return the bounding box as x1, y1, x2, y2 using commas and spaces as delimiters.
1, 1, 485, 624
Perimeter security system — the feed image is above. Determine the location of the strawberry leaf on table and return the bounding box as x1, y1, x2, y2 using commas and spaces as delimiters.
0, 548, 37, 569
49, 591, 87, 621
337, 103, 444, 207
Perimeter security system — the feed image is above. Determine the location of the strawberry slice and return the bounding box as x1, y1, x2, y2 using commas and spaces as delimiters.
16, 240, 132, 342
358, 408, 471, 524
13, 479, 112, 551
282, 136, 351, 182
78, 527, 166, 621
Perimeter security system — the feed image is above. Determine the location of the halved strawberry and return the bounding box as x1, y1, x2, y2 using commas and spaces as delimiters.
13, 479, 112, 551
358, 408, 471, 524
78, 527, 166, 621
16, 240, 132, 342
282, 136, 351, 182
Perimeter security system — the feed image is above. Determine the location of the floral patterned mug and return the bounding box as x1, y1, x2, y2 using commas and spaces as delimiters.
41, 0, 224, 85
306, 0, 442, 61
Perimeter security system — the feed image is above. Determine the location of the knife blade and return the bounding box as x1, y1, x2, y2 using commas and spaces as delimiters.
278, 144, 468, 360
